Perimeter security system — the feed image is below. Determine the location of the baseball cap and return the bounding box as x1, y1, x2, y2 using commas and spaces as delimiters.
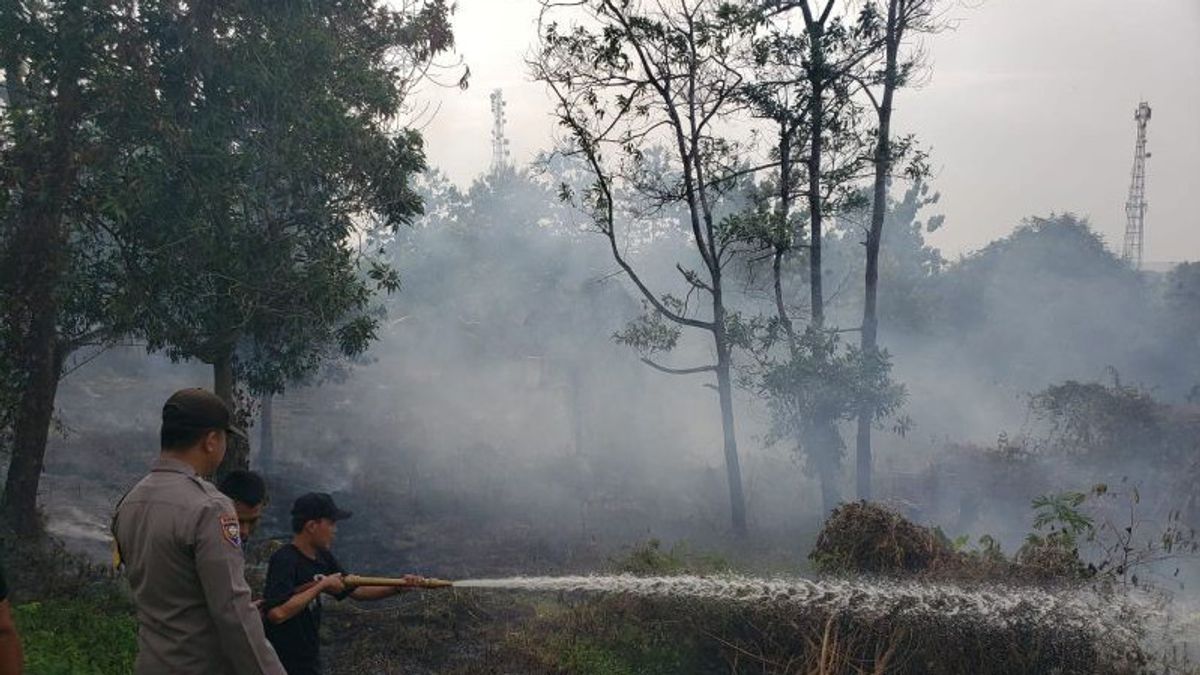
162, 388, 246, 439
291, 492, 353, 524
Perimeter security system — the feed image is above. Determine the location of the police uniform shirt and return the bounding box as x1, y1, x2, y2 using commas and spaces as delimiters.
262, 544, 351, 675
113, 457, 285, 675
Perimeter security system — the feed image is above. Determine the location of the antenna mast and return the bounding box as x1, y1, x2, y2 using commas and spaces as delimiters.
490, 89, 511, 174
1122, 101, 1151, 270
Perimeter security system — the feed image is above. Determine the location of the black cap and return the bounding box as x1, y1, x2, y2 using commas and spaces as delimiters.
162, 388, 246, 439
291, 493, 352, 524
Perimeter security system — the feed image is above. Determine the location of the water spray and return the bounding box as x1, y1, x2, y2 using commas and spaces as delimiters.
298, 571, 1188, 660
453, 573, 1190, 657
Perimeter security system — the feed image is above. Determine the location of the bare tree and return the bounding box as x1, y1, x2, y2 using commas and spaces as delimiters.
775, 0, 880, 330
853, 0, 938, 500
533, 0, 759, 534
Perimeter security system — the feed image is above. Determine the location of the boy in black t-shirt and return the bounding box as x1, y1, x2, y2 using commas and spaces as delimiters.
262, 493, 423, 675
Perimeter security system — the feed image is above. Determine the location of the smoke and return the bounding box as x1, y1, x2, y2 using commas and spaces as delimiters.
41, 161, 1199, 585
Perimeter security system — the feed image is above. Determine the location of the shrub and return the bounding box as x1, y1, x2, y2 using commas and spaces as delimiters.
607, 540, 729, 576
809, 501, 957, 575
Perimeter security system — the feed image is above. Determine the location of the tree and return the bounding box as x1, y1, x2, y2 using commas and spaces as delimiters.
1, 0, 457, 527
107, 0, 456, 479
0, 0, 138, 531
854, 0, 938, 501
758, 328, 904, 512
1164, 262, 1200, 400
533, 0, 760, 534
763, 0, 879, 330
930, 214, 1153, 391
735, 0, 883, 512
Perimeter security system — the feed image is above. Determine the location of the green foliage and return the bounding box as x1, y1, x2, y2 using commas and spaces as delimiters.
0, 0, 142, 452
1027, 491, 1091, 543
554, 633, 690, 675
973, 534, 1005, 561
14, 598, 137, 675
529, 598, 714, 675
759, 329, 905, 476
608, 539, 730, 576
613, 303, 682, 354
1, 1, 458, 511
1016, 491, 1093, 581
1028, 378, 1191, 464
97, 0, 457, 396
1165, 262, 1200, 350
556, 640, 638, 675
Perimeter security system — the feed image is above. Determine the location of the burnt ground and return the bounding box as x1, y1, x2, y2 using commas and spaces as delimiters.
30, 429, 1199, 674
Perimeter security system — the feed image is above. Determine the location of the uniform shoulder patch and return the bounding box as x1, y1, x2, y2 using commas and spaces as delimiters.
219, 513, 242, 548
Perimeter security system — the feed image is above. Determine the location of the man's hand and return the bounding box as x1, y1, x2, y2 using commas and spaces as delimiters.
319, 574, 346, 595
390, 574, 427, 595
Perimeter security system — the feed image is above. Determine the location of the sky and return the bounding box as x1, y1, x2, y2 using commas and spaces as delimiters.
412, 0, 1200, 263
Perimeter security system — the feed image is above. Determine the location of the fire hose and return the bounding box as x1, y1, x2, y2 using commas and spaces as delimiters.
293, 573, 454, 595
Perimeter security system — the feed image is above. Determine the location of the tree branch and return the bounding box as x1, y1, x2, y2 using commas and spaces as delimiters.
640, 357, 717, 376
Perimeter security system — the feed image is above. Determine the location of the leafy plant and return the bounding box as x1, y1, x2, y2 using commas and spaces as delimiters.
609, 539, 729, 577
1029, 491, 1093, 549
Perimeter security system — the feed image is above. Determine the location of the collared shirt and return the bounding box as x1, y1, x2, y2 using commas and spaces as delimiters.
112, 457, 285, 675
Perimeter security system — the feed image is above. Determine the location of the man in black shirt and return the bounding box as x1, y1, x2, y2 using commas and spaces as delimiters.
262, 493, 420, 675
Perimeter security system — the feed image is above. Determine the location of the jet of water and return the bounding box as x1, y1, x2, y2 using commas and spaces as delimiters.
456, 573, 1189, 662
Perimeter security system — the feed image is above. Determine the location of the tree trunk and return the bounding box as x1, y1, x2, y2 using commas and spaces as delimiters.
714, 345, 748, 536
806, 422, 841, 514
712, 288, 747, 536
856, 0, 902, 502
774, 121, 797, 343
1, 344, 66, 535
0, 7, 86, 533
799, 17, 847, 513
258, 392, 274, 472
817, 459, 840, 514
806, 108, 824, 329
804, 18, 827, 331
568, 365, 584, 457
212, 354, 249, 482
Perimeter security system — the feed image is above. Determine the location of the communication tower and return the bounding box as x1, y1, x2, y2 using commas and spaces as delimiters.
1121, 101, 1151, 269
490, 89, 512, 173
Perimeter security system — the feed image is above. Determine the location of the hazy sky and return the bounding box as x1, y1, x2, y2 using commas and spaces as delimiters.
414, 0, 1200, 262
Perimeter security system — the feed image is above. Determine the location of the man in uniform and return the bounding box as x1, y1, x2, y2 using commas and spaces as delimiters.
112, 388, 285, 675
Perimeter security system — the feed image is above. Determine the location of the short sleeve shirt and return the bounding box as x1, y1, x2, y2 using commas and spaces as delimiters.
113, 457, 284, 674
262, 545, 348, 675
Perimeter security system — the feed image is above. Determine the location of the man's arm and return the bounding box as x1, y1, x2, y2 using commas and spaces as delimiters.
322, 552, 412, 602
0, 600, 22, 675
194, 500, 285, 675
349, 585, 402, 601
264, 575, 343, 625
